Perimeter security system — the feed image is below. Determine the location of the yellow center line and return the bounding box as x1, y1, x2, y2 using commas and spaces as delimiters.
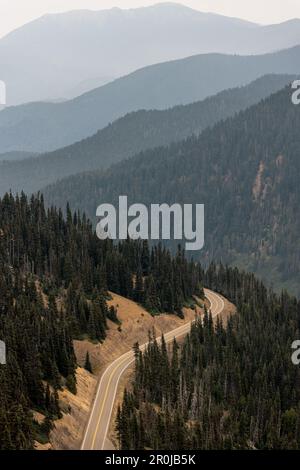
89, 295, 222, 450
90, 324, 191, 449
91, 352, 134, 449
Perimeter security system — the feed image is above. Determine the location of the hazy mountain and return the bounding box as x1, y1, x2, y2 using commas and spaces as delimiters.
0, 75, 294, 195
0, 151, 37, 162
1, 3, 300, 106
68, 76, 116, 98
0, 46, 300, 154
43, 86, 300, 296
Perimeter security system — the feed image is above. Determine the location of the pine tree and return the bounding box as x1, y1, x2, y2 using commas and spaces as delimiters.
134, 266, 144, 304
84, 352, 93, 373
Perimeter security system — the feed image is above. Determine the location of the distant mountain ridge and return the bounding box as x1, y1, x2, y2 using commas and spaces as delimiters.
0, 46, 300, 154
1, 3, 300, 105
0, 151, 37, 162
0, 74, 294, 195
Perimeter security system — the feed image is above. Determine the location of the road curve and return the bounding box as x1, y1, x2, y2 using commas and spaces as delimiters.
81, 288, 225, 450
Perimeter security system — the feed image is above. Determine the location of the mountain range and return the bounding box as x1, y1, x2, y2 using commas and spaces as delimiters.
43, 85, 300, 296
2, 1, 300, 453
1, 3, 300, 106
0, 74, 294, 195
0, 45, 300, 154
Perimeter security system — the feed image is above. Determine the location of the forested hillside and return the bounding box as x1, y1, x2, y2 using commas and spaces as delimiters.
0, 193, 203, 449
44, 85, 300, 296
0, 75, 294, 195
117, 264, 300, 450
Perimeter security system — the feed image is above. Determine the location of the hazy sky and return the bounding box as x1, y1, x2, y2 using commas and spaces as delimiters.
1, 0, 300, 38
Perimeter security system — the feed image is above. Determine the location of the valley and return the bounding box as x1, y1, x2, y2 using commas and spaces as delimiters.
0, 0, 300, 454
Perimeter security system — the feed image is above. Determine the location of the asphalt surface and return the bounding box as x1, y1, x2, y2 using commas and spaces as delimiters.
81, 288, 225, 450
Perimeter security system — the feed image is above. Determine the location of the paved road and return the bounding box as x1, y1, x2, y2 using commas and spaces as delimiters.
81, 288, 225, 450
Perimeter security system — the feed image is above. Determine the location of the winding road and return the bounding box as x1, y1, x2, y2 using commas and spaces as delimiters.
81, 288, 225, 450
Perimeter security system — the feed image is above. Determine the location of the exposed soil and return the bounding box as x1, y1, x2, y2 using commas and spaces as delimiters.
48, 291, 235, 450
49, 292, 206, 450
49, 367, 97, 450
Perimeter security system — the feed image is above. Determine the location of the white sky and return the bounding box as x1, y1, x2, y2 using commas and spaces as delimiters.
1, 0, 300, 38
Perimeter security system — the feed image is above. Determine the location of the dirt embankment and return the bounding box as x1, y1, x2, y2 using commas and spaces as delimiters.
49, 368, 97, 450
75, 292, 201, 375
49, 293, 210, 450
48, 291, 235, 450
107, 292, 235, 448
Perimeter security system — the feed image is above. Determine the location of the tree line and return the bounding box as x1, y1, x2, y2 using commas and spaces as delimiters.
0, 192, 203, 449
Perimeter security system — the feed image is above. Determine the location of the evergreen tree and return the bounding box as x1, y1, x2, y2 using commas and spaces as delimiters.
84, 352, 93, 373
